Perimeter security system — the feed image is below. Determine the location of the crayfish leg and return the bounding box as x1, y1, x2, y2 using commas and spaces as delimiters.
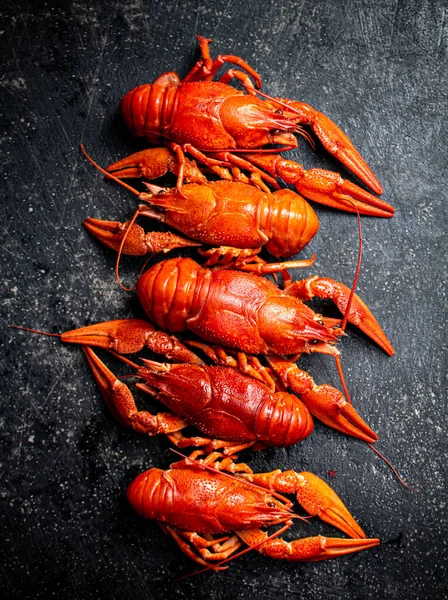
163, 524, 241, 569
199, 246, 263, 268
161, 525, 215, 568
162, 428, 255, 456
182, 35, 262, 90
194, 452, 253, 474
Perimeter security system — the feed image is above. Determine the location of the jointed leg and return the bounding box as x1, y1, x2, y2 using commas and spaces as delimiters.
182, 35, 262, 89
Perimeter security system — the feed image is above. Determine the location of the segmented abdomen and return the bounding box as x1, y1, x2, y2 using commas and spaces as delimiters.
120, 84, 178, 143
254, 391, 314, 447
262, 189, 319, 258
137, 257, 209, 333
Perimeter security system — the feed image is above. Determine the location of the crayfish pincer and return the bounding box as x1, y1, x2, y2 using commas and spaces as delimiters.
127, 455, 380, 568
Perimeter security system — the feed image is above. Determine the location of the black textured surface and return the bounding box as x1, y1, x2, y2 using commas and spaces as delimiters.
1, 1, 447, 599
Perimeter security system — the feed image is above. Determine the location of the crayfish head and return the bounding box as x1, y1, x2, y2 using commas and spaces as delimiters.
258, 297, 341, 355
219, 96, 298, 149
216, 486, 293, 531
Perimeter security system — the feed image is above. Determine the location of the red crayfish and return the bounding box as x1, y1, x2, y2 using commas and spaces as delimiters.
113, 35, 394, 217
9, 318, 381, 567
12, 316, 377, 447
81, 146, 320, 266
127, 453, 380, 568
130, 256, 393, 440
136, 256, 394, 358
9, 35, 399, 575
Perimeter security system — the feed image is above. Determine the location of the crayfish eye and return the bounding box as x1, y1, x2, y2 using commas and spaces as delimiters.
157, 189, 166, 195
275, 109, 283, 115
310, 339, 320, 345
267, 501, 276, 508
316, 319, 324, 326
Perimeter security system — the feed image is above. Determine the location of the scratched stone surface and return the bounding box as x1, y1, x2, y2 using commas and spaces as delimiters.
0, 1, 446, 599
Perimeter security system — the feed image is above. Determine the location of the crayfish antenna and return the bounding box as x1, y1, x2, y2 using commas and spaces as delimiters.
115, 207, 140, 292
332, 203, 363, 405
79, 144, 143, 292
8, 325, 61, 338
341, 205, 363, 334
334, 354, 352, 405
367, 443, 414, 491
329, 205, 409, 489
80, 144, 141, 198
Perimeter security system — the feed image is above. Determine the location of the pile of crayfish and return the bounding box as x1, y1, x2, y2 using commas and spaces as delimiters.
18, 36, 400, 571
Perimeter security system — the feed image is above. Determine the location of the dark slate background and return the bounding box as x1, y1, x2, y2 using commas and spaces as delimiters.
1, 1, 446, 599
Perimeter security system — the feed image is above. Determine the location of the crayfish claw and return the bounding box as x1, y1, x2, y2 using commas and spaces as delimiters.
267, 357, 377, 443
84, 217, 201, 257
83, 218, 149, 255
237, 530, 379, 562
281, 536, 380, 561
274, 99, 383, 195
312, 109, 383, 196
61, 319, 157, 353
83, 346, 188, 435
245, 469, 366, 539
291, 472, 367, 539
60, 318, 204, 365
285, 276, 395, 356
293, 168, 394, 217
106, 147, 207, 183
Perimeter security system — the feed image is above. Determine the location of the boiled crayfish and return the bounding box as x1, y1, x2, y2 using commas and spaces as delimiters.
81, 145, 319, 265
16, 317, 376, 447
136, 256, 394, 357
127, 454, 380, 568
114, 35, 394, 217
10, 35, 396, 574
131, 257, 393, 441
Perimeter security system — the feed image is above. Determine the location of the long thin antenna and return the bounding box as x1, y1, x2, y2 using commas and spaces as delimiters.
325, 207, 410, 488
79, 144, 142, 292
8, 325, 61, 337
368, 443, 414, 490
334, 354, 352, 404
114, 208, 140, 292
79, 144, 141, 197
341, 206, 363, 332
333, 204, 362, 403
